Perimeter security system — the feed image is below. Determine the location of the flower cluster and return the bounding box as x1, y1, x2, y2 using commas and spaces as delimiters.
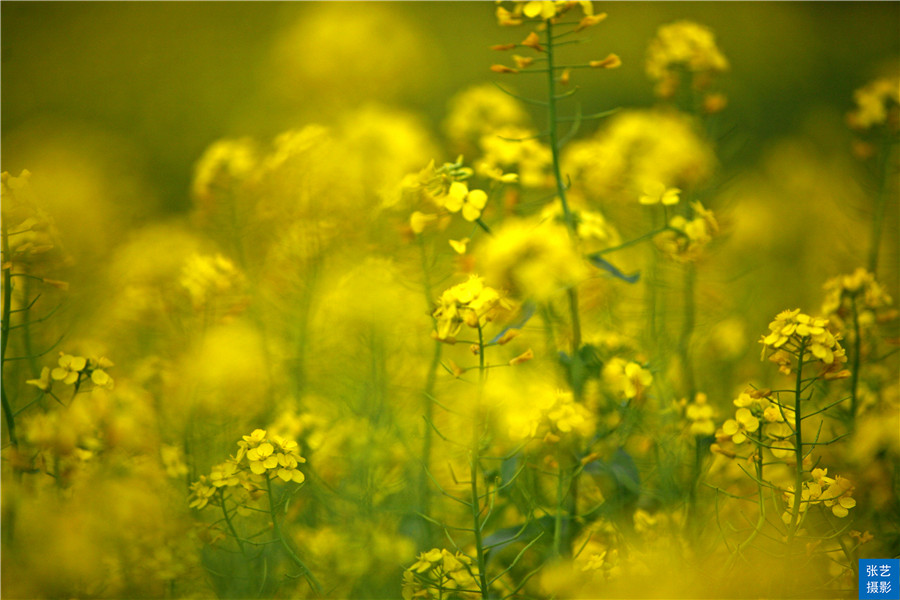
821, 268, 895, 331
481, 218, 587, 301
563, 109, 715, 201
655, 201, 719, 263
401, 159, 492, 230
782, 468, 857, 524
432, 276, 510, 342
443, 83, 531, 155
402, 548, 480, 600
846, 75, 900, 132
179, 252, 245, 312
477, 125, 551, 189
760, 309, 849, 378
507, 389, 596, 441
189, 429, 307, 511
27, 352, 114, 392
495, 1, 599, 27
602, 357, 653, 400
645, 20, 729, 100
713, 389, 794, 458
639, 181, 681, 206
683, 392, 715, 436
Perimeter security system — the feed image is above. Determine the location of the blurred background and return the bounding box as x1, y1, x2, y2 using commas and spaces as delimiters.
3, 2, 898, 213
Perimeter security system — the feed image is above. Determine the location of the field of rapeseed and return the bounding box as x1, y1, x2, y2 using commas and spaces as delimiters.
1, 2, 898, 598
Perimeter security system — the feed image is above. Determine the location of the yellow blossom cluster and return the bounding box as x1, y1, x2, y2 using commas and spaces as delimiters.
443, 83, 531, 155
179, 252, 244, 312
602, 357, 653, 400
683, 392, 715, 436
27, 352, 114, 392
432, 275, 511, 342
847, 75, 900, 131
402, 548, 480, 600
760, 309, 849, 378
191, 137, 259, 205
564, 109, 715, 201
189, 429, 306, 510
478, 125, 552, 189
782, 468, 857, 523
655, 201, 719, 262
481, 217, 587, 301
507, 388, 596, 441
713, 389, 798, 459
645, 20, 729, 99
400, 159, 493, 231
495, 1, 597, 26
540, 197, 621, 252
821, 267, 895, 331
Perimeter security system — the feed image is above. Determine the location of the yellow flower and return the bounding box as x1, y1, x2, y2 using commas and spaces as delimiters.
589, 54, 622, 69
721, 408, 759, 444
443, 182, 489, 222
523, 1, 558, 20
210, 460, 242, 488
432, 275, 510, 341
685, 393, 715, 436
188, 477, 216, 510
51, 353, 87, 385
448, 238, 469, 254
26, 367, 53, 392
645, 20, 728, 98
759, 309, 848, 376
847, 75, 900, 131
603, 358, 653, 400
409, 211, 437, 234
639, 181, 680, 206
481, 217, 587, 301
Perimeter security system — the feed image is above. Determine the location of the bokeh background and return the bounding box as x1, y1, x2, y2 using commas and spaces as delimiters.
3, 1, 899, 211
2, 4, 899, 598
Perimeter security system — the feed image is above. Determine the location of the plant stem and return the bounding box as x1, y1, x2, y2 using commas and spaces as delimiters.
544, 19, 582, 358
1, 222, 18, 447
849, 295, 861, 428
265, 477, 322, 595
867, 134, 895, 275
679, 263, 697, 399
552, 445, 566, 558
787, 340, 807, 546
471, 324, 490, 598
219, 488, 248, 558
417, 235, 442, 546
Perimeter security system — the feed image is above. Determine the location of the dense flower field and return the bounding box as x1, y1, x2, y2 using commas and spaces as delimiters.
2, 2, 898, 598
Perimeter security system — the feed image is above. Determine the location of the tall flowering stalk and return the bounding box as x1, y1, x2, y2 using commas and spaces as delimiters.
490, 0, 619, 558
757, 310, 851, 545
189, 429, 321, 594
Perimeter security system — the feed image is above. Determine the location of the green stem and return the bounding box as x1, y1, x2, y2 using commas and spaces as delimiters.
728, 428, 767, 568
867, 134, 894, 275
544, 19, 582, 359
219, 488, 248, 558
471, 324, 489, 598
679, 263, 697, 399
1, 223, 18, 447
591, 226, 677, 257
417, 235, 442, 545
849, 295, 861, 427
552, 445, 566, 558
787, 340, 807, 546
265, 477, 322, 595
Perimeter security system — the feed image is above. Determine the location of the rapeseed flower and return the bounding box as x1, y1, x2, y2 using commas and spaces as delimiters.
760, 309, 849, 376
432, 275, 510, 341
480, 217, 587, 301
847, 75, 900, 131
646, 20, 729, 99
